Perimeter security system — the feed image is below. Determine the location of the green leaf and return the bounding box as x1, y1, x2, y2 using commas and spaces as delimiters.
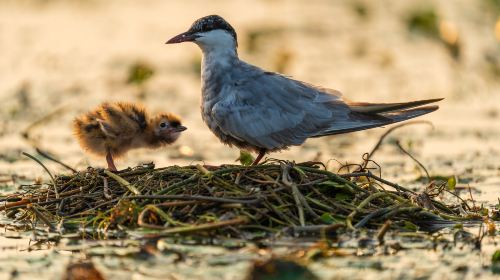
453, 223, 463, 230
320, 181, 343, 188
127, 62, 154, 85
493, 250, 500, 263
292, 167, 306, 178
403, 221, 418, 231
320, 213, 336, 224
237, 150, 254, 166
481, 207, 489, 216
492, 250, 500, 274
447, 176, 457, 191
406, 8, 440, 38
335, 193, 351, 202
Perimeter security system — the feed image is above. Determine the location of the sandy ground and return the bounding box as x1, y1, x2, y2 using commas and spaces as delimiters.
0, 0, 499, 279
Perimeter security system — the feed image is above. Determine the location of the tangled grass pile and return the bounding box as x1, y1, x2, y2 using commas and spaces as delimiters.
0, 159, 482, 240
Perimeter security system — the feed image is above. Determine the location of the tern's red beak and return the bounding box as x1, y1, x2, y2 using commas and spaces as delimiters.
165, 32, 198, 44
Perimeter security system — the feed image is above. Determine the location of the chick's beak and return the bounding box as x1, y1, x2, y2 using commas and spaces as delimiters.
166, 32, 198, 44
174, 125, 187, 132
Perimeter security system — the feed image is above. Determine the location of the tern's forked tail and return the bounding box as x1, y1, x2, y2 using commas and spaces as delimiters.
348, 98, 443, 114
315, 104, 440, 137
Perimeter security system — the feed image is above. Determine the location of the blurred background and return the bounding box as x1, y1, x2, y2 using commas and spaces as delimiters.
0, 0, 499, 182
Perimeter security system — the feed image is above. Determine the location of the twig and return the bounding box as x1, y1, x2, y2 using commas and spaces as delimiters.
142, 216, 249, 238
281, 163, 306, 226
376, 220, 392, 244
441, 189, 470, 211
291, 184, 306, 226
36, 148, 77, 174
468, 184, 476, 209
27, 204, 56, 231
138, 204, 187, 229
263, 200, 298, 226
128, 194, 261, 204
339, 172, 415, 194
346, 192, 407, 230
21, 106, 67, 143
154, 200, 201, 207
22, 152, 59, 199
154, 174, 198, 195
196, 164, 211, 176
354, 206, 394, 228
103, 169, 141, 195
101, 176, 112, 200
287, 224, 346, 235
394, 140, 430, 182
359, 121, 433, 170
297, 166, 367, 193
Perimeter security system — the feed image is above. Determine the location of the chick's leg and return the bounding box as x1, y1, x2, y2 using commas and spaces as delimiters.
251, 149, 267, 166
106, 149, 118, 171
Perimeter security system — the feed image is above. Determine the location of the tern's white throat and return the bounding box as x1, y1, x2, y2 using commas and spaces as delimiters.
195, 29, 238, 67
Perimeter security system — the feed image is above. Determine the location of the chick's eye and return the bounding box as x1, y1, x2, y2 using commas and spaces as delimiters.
160, 122, 167, 128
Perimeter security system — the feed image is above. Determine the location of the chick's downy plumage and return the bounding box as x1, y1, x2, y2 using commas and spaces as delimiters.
73, 102, 186, 171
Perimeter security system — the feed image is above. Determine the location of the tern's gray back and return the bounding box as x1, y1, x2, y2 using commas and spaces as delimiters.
200, 59, 367, 151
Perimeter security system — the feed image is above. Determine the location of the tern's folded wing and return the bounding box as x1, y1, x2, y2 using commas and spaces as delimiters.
210, 71, 346, 150
209, 66, 441, 149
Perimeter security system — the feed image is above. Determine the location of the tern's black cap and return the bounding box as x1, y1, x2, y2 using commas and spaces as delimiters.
188, 15, 237, 44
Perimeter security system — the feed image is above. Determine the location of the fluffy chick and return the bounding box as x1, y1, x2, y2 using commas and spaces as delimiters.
73, 102, 186, 171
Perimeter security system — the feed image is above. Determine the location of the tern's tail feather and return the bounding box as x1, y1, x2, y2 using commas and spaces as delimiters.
315, 105, 439, 137
379, 105, 439, 122
348, 98, 443, 114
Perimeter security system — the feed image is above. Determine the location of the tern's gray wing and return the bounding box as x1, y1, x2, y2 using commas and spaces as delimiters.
209, 61, 441, 151
210, 66, 357, 150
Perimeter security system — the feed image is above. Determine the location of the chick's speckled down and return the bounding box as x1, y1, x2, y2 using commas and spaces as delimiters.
73, 102, 184, 158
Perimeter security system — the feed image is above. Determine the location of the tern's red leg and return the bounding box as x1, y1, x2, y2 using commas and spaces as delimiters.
106, 149, 117, 171
251, 149, 267, 166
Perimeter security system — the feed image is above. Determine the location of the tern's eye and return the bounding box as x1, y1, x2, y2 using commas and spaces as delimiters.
160, 122, 167, 128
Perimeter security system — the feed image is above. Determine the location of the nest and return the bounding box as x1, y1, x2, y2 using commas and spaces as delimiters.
0, 160, 479, 240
